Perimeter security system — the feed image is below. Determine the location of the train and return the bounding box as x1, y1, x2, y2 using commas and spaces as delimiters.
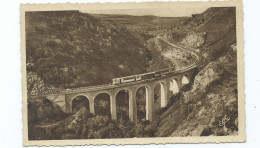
112, 66, 175, 85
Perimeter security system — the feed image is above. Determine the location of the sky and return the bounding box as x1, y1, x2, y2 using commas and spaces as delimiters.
80, 7, 209, 17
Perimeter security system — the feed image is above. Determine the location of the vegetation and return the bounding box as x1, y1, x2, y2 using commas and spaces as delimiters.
92, 14, 188, 38
154, 7, 238, 137
27, 7, 238, 139
26, 11, 152, 88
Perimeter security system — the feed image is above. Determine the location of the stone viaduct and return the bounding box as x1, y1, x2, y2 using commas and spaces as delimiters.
37, 38, 200, 124
45, 65, 197, 124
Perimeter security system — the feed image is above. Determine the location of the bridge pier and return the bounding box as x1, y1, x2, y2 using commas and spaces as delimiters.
160, 82, 168, 108
177, 78, 182, 90
64, 67, 198, 124
146, 86, 154, 122
166, 79, 172, 104
89, 100, 95, 115
185, 75, 191, 84
129, 89, 137, 124
110, 94, 117, 120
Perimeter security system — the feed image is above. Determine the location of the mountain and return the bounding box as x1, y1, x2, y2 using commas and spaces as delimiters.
154, 7, 238, 136
92, 14, 188, 42
92, 14, 188, 32
26, 7, 239, 139
26, 11, 152, 88
160, 7, 236, 64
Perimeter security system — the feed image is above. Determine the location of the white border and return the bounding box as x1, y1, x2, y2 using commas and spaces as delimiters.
0, 0, 259, 147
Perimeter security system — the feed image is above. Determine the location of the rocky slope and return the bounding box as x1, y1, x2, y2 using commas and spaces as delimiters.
29, 106, 157, 140
92, 14, 188, 38
154, 7, 238, 137
26, 11, 152, 88
28, 107, 123, 140
155, 45, 238, 137
146, 37, 197, 69
27, 7, 238, 139
26, 71, 58, 95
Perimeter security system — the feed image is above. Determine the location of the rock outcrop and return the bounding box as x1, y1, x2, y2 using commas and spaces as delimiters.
180, 32, 206, 48
29, 107, 124, 140
27, 97, 66, 124
155, 43, 238, 137
154, 7, 237, 137
191, 62, 228, 94
27, 7, 238, 139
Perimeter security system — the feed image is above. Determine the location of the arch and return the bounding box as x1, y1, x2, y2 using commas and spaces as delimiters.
182, 74, 190, 85
115, 89, 132, 122
136, 85, 151, 93
71, 95, 90, 114
169, 78, 180, 94
94, 92, 111, 118
93, 91, 111, 99
136, 85, 152, 122
153, 81, 167, 109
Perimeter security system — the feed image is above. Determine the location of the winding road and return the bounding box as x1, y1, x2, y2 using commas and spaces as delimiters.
28, 38, 200, 96
61, 38, 200, 94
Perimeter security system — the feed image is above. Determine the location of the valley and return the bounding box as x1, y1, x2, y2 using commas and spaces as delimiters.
26, 7, 238, 139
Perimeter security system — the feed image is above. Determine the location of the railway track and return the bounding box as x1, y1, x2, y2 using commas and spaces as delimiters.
28, 38, 200, 96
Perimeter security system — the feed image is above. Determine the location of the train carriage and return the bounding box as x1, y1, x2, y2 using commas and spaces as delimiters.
121, 76, 136, 83
112, 66, 176, 85
141, 72, 155, 80
112, 78, 121, 85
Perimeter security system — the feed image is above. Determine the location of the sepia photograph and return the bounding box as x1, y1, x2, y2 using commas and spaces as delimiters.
20, 1, 245, 146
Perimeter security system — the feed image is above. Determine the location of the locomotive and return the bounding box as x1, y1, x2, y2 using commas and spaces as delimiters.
112, 66, 175, 85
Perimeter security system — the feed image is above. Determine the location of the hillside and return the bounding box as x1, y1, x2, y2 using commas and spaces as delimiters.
154, 7, 238, 136
92, 14, 188, 42
160, 7, 236, 64
26, 11, 152, 88
26, 7, 238, 139
92, 14, 188, 32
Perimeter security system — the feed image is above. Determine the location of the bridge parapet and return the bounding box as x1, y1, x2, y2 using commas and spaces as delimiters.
29, 38, 200, 124
62, 68, 197, 122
